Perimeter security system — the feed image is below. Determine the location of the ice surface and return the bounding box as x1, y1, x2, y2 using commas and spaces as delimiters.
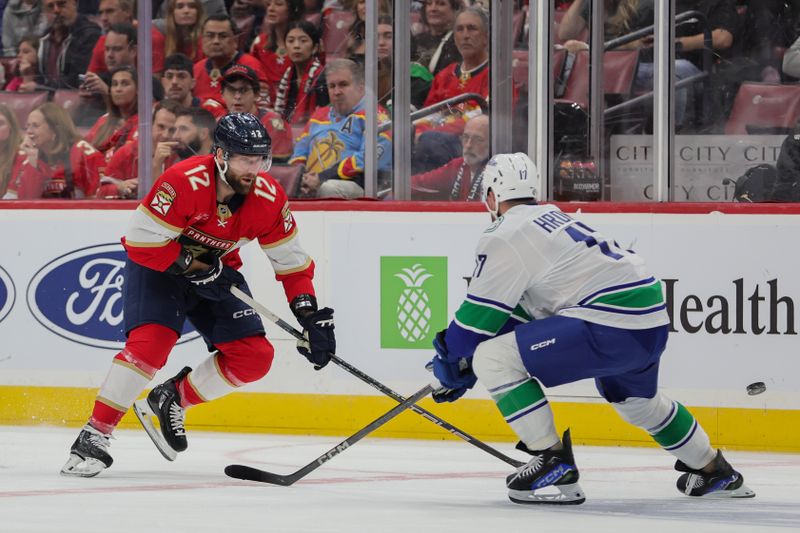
1, 426, 798, 532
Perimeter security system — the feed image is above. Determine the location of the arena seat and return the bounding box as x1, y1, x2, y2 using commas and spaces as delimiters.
511, 49, 567, 93
559, 50, 640, 109
269, 164, 303, 197
322, 9, 356, 58
725, 82, 800, 134
0, 90, 48, 125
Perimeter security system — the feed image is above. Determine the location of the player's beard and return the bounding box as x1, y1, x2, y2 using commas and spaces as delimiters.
228, 171, 256, 194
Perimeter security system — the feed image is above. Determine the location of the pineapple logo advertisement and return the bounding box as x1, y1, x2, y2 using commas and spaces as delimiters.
380, 257, 448, 349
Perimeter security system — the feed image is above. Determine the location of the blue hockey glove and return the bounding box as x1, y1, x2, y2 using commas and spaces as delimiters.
184, 256, 244, 301
425, 330, 477, 403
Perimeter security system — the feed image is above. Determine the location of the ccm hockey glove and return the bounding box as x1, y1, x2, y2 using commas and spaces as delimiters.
426, 330, 477, 403
296, 306, 336, 370
184, 255, 244, 301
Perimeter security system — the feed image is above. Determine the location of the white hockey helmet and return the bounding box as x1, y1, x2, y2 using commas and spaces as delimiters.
480, 152, 539, 215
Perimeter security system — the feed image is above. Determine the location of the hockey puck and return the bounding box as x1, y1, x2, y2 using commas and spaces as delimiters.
746, 382, 766, 396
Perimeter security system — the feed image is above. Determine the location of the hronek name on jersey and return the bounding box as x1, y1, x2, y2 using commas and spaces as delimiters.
663, 278, 796, 335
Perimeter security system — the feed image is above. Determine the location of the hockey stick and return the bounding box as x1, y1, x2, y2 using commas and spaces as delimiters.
230, 286, 525, 468
225, 384, 433, 485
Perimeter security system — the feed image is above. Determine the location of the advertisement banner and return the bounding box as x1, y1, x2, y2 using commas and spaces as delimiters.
609, 135, 785, 201
380, 256, 448, 349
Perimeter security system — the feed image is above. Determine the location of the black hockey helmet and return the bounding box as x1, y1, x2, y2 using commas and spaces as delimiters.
213, 112, 272, 160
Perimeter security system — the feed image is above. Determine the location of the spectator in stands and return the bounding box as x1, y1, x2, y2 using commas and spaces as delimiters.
250, 0, 305, 106
97, 100, 183, 199
219, 64, 294, 161
81, 23, 138, 98
374, 15, 433, 112
162, 52, 198, 106
87, 0, 166, 76
291, 58, 392, 198
171, 106, 215, 162
411, 113, 489, 201
6, 102, 103, 198
156, 0, 205, 63
38, 0, 101, 88
194, 14, 268, 105
674, 0, 738, 70
413, 6, 495, 172
272, 19, 328, 125
0, 104, 24, 197
770, 126, 800, 202
155, 0, 224, 19
230, 0, 265, 51
4, 34, 43, 91
342, 0, 390, 64
411, 0, 461, 76
84, 66, 140, 160
2, 0, 47, 56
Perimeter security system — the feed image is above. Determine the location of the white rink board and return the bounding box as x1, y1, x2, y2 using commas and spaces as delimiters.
0, 207, 798, 409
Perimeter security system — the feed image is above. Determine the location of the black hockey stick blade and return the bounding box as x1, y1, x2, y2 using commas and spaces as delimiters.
225, 384, 433, 486
229, 286, 526, 469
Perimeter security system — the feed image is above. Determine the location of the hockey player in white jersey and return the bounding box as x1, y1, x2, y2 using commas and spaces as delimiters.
427, 153, 754, 505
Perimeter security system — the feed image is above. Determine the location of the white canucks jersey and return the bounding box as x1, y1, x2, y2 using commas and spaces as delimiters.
445, 203, 670, 359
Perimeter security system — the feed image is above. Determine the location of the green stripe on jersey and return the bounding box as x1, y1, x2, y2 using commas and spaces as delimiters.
589, 280, 664, 309
454, 300, 510, 334
511, 305, 532, 322
651, 402, 695, 448
493, 379, 546, 418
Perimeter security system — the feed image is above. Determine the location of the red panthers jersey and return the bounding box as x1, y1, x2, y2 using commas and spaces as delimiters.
123, 154, 315, 302
7, 140, 104, 199
193, 53, 267, 106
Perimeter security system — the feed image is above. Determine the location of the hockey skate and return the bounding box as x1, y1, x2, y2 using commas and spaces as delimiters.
133, 366, 191, 462
60, 424, 113, 477
675, 450, 755, 498
506, 429, 585, 505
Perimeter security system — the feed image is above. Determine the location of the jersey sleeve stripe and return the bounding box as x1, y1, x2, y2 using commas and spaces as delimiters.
273, 257, 313, 275
466, 293, 515, 312
577, 277, 658, 306
455, 300, 510, 334
259, 226, 298, 249
123, 239, 172, 248
136, 204, 184, 233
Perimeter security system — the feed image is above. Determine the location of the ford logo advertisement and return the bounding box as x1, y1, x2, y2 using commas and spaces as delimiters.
27, 243, 199, 349
0, 264, 15, 324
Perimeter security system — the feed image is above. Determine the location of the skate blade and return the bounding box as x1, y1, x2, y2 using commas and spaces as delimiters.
60, 454, 106, 478
508, 482, 586, 505
701, 482, 756, 499
133, 400, 178, 462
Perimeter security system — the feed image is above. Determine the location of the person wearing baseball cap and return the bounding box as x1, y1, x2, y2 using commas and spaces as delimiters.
220, 64, 294, 161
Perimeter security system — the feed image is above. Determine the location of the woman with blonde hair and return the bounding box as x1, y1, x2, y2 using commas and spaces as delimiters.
0, 105, 24, 197
157, 0, 206, 62
6, 103, 103, 199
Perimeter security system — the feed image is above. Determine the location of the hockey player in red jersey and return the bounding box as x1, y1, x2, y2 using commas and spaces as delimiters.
61, 113, 336, 477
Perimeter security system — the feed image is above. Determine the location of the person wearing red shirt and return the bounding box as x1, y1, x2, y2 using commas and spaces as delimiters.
61, 113, 336, 477
250, 0, 305, 107
87, 0, 165, 76
193, 14, 267, 106
97, 100, 183, 199
7, 103, 103, 199
220, 64, 294, 162
411, 114, 489, 201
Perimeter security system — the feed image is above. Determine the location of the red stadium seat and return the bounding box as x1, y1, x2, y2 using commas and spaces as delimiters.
322, 9, 356, 58
559, 50, 640, 109
511, 49, 568, 93
725, 82, 800, 134
269, 164, 303, 197
0, 91, 49, 125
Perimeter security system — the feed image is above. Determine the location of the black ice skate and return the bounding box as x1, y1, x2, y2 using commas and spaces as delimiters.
60, 424, 113, 477
675, 450, 755, 498
133, 366, 191, 461
506, 429, 585, 505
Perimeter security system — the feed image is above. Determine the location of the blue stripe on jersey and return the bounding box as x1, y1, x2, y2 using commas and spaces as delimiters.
582, 303, 667, 316
445, 320, 493, 360
466, 293, 515, 312
577, 277, 657, 306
